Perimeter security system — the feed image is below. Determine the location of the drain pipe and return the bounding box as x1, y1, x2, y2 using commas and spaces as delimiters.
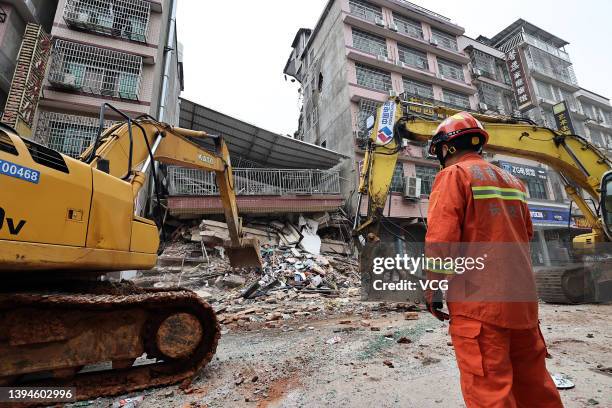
158, 0, 178, 122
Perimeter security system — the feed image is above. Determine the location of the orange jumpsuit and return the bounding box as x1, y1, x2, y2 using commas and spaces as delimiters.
425, 152, 563, 408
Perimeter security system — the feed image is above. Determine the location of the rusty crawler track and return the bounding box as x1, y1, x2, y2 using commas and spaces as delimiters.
0, 281, 220, 406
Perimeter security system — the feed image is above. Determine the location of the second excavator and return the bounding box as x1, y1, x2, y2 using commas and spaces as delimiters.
0, 104, 262, 399
355, 97, 612, 305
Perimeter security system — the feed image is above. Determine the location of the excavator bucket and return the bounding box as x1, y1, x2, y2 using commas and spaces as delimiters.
224, 238, 263, 269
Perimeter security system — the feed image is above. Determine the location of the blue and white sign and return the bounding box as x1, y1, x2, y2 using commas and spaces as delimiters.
499, 161, 547, 180
375, 101, 396, 146
529, 205, 569, 226
0, 159, 40, 184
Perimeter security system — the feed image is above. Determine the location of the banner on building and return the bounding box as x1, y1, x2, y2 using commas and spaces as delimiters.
498, 160, 547, 180
505, 47, 535, 112
529, 205, 571, 227
553, 101, 576, 135
1, 23, 51, 137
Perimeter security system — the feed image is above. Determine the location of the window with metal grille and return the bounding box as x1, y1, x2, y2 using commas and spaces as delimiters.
442, 89, 470, 109
48, 39, 143, 100
478, 83, 503, 111
437, 58, 464, 82
524, 177, 548, 199
603, 110, 612, 126
471, 49, 497, 80
590, 128, 604, 147
398, 44, 428, 70
352, 28, 388, 57
415, 165, 438, 195
63, 0, 151, 42
348, 0, 383, 23
36, 111, 119, 157
431, 28, 457, 51
392, 13, 423, 39
402, 78, 433, 99
572, 118, 585, 136
534, 80, 553, 101
390, 162, 405, 192
357, 99, 383, 132
355, 63, 392, 92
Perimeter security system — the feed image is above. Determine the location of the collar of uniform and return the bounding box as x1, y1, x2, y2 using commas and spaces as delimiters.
455, 152, 482, 164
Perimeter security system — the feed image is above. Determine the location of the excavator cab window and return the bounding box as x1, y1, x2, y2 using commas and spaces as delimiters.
602, 172, 612, 238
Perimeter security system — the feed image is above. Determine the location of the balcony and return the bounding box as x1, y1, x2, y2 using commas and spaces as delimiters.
35, 111, 119, 157
349, 0, 384, 25
166, 167, 344, 216
48, 40, 143, 101
63, 0, 151, 43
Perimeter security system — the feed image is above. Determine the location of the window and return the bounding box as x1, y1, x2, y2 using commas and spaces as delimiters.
415, 165, 438, 195
352, 28, 388, 57
590, 129, 604, 147
36, 111, 119, 158
48, 40, 143, 100
478, 83, 503, 111
357, 99, 383, 132
431, 28, 458, 51
390, 162, 405, 192
348, 0, 382, 23
392, 13, 423, 39
437, 58, 464, 82
524, 178, 548, 200
471, 49, 497, 80
355, 63, 392, 92
402, 78, 433, 99
397, 44, 428, 70
442, 89, 470, 109
534, 80, 553, 101
63, 0, 151, 42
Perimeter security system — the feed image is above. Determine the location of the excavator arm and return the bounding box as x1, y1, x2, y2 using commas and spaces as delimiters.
81, 108, 262, 268
356, 98, 612, 249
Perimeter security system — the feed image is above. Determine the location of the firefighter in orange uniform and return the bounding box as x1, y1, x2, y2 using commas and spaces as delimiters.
424, 112, 563, 407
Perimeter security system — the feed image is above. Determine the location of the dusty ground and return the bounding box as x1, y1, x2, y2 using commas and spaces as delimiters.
85, 302, 612, 408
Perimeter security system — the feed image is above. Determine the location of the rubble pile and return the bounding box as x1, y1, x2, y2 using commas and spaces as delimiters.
130, 214, 387, 331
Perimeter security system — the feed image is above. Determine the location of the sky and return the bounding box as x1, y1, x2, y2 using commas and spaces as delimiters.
177, 0, 612, 136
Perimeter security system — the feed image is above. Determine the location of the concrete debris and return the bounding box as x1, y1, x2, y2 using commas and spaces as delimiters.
383, 360, 395, 368
112, 395, 144, 408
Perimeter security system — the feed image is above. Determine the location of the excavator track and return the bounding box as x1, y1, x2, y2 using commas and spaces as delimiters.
535, 265, 594, 304
0, 280, 220, 405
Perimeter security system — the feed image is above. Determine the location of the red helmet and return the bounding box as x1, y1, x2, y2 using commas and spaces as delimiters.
429, 112, 489, 155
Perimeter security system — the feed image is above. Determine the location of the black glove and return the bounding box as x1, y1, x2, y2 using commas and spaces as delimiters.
425, 289, 449, 321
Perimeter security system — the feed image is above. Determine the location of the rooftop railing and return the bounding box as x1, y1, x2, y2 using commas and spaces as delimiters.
168, 167, 341, 196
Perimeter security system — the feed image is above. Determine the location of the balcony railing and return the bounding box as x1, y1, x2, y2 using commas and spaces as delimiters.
63, 0, 151, 43
35, 111, 119, 157
349, 0, 383, 23
168, 167, 341, 196
48, 39, 143, 100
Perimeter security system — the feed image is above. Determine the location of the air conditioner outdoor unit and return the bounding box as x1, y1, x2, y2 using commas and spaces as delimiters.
400, 61, 410, 69
429, 38, 439, 46
471, 68, 483, 77
388, 23, 398, 31
76, 12, 89, 23
375, 17, 386, 27
479, 102, 489, 111
377, 55, 389, 63
404, 176, 422, 200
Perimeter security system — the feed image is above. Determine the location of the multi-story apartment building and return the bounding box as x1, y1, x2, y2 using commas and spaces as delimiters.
0, 0, 58, 115
285, 5, 611, 266
31, 0, 183, 158
284, 0, 476, 223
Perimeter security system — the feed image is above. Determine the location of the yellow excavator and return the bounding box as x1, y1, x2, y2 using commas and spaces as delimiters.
355, 97, 612, 304
0, 104, 262, 398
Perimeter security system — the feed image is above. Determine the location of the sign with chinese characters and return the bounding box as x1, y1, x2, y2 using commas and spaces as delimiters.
505, 47, 535, 112
553, 101, 576, 135
528, 205, 570, 226
498, 161, 547, 180
0, 24, 51, 137
403, 95, 448, 121
375, 101, 396, 146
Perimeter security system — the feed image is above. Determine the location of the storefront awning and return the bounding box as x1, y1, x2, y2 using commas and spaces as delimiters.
179, 99, 347, 170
